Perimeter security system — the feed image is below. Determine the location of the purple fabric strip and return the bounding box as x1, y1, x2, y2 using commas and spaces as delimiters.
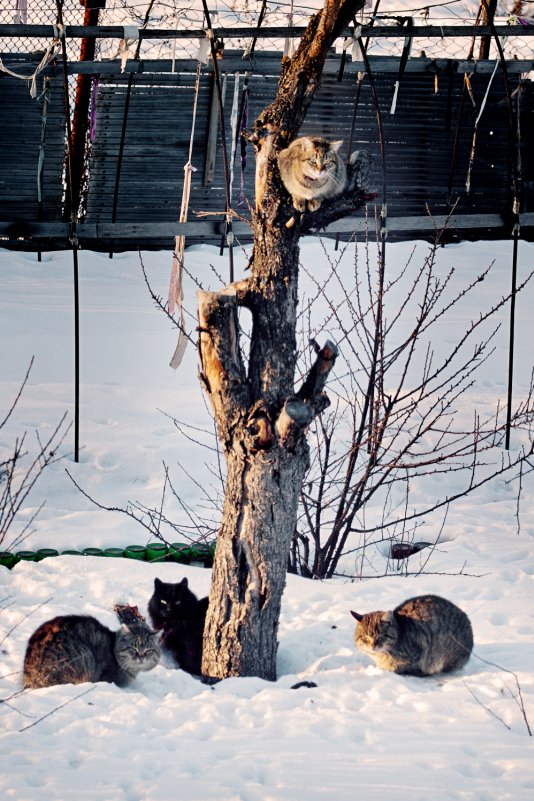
238, 89, 249, 206
90, 76, 99, 142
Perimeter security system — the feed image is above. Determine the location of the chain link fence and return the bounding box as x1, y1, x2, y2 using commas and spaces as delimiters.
1, 1, 533, 64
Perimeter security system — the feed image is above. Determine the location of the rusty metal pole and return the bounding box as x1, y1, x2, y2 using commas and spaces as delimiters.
65, 0, 106, 221
478, 0, 498, 60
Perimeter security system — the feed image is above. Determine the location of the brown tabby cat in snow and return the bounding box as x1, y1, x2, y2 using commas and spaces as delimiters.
23, 614, 160, 689
277, 136, 346, 212
351, 595, 473, 677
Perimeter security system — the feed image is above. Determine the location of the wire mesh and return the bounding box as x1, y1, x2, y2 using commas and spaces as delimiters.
1, 1, 533, 64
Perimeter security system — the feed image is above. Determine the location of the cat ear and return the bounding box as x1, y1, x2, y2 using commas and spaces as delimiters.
381, 610, 394, 623
120, 624, 131, 634
330, 140, 343, 152
180, 577, 189, 588
154, 577, 163, 590
350, 610, 363, 621
300, 136, 314, 150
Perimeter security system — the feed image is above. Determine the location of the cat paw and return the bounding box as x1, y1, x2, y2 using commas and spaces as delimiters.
307, 198, 322, 212
293, 197, 307, 212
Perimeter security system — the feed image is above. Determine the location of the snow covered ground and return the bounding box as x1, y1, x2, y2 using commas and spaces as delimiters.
1, 236, 534, 800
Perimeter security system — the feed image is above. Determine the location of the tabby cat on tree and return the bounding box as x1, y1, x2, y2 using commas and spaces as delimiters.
351, 594, 474, 677
148, 577, 208, 676
277, 136, 347, 213
23, 614, 160, 689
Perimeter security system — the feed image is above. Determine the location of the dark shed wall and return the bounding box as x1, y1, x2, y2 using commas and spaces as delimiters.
0, 74, 66, 223
1, 58, 532, 246
86, 72, 213, 223
85, 67, 528, 228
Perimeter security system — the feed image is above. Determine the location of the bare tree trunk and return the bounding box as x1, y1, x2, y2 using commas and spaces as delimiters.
199, 0, 368, 681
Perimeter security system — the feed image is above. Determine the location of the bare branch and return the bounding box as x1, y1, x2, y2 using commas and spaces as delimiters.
1, 373, 71, 549
467, 651, 532, 737
139, 251, 197, 346
0, 597, 53, 649
292, 228, 534, 579
19, 686, 96, 733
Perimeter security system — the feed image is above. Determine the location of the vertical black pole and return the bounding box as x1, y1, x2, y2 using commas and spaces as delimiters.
56, 0, 80, 461
505, 72, 523, 450
110, 70, 135, 259
478, 1, 522, 450
334, 0, 382, 252
505, 231, 519, 450
356, 30, 387, 454
72, 245, 80, 461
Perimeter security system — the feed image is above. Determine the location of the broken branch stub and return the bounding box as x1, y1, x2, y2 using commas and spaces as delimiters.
276, 396, 314, 449
297, 339, 339, 402
197, 289, 249, 447
276, 339, 339, 448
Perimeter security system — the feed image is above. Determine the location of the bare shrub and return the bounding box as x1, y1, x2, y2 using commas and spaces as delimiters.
290, 229, 534, 579
0, 359, 71, 552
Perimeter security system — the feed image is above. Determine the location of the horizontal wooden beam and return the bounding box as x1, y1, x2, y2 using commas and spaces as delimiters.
1, 214, 533, 244
0, 24, 531, 40
2, 53, 532, 78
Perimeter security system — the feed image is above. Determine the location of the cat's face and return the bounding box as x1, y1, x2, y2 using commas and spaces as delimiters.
148, 577, 191, 629
301, 138, 342, 178
115, 624, 160, 674
351, 610, 398, 655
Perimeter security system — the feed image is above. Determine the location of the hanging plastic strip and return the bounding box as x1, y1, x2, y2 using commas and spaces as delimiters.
0, 36, 60, 98
284, 0, 296, 59
390, 18, 413, 115
118, 26, 140, 73
14, 0, 28, 24
228, 73, 241, 203
37, 78, 50, 204
351, 26, 364, 61
169, 58, 203, 370
466, 49, 502, 193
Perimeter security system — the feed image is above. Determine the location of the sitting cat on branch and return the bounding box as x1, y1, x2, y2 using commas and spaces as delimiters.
277, 136, 346, 213
276, 135, 374, 229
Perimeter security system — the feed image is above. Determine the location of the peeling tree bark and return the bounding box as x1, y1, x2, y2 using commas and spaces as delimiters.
200, 0, 368, 681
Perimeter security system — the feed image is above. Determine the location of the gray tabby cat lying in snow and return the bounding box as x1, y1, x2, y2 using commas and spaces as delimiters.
351, 594, 473, 676
23, 614, 160, 688
277, 136, 347, 212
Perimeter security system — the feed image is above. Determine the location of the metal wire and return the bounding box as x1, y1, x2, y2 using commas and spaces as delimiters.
2, 1, 534, 62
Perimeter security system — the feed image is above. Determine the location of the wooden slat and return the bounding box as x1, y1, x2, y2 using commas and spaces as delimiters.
1, 24, 532, 40
2, 214, 533, 241
84, 67, 523, 225
2, 54, 533, 77
0, 75, 66, 222
1, 55, 532, 246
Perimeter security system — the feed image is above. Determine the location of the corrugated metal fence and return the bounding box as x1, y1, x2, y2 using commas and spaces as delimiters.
1, 53, 533, 249
0, 74, 66, 226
